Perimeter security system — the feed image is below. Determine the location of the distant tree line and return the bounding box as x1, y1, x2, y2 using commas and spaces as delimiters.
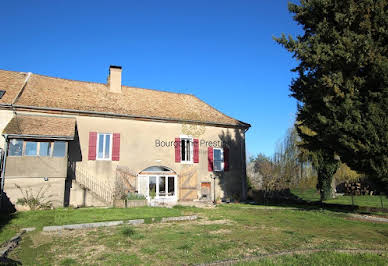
247, 126, 362, 201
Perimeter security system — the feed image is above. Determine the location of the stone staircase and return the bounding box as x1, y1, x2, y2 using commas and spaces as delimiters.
71, 163, 115, 206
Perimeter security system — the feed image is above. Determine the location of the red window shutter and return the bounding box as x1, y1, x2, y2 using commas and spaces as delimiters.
88, 132, 97, 160
112, 133, 120, 161
175, 138, 181, 163
223, 147, 229, 171
193, 139, 199, 163
208, 147, 214, 172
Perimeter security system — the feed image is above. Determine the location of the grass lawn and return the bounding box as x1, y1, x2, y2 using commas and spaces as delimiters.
0, 206, 182, 244
238, 251, 388, 265
291, 188, 388, 208
6, 204, 388, 265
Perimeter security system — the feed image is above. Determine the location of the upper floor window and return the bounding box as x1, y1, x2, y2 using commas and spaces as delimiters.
8, 139, 66, 158
88, 132, 120, 161
25, 141, 38, 156
175, 136, 199, 164
8, 139, 23, 156
97, 133, 112, 160
213, 148, 224, 172
180, 137, 193, 163
39, 142, 52, 156
53, 141, 66, 157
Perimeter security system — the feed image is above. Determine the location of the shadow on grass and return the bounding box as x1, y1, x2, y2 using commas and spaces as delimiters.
0, 192, 17, 242
246, 189, 388, 215
0, 192, 18, 248
0, 257, 22, 265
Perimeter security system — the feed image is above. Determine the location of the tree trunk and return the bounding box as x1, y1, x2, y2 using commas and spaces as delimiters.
316, 151, 339, 201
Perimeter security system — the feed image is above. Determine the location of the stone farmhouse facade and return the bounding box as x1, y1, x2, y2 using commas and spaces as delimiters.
0, 66, 250, 210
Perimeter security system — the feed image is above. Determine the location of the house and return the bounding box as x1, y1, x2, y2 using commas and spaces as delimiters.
0, 66, 250, 209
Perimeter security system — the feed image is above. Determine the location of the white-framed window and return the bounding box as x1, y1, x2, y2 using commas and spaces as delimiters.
180, 136, 193, 163
147, 175, 176, 198
213, 148, 224, 172
97, 133, 112, 160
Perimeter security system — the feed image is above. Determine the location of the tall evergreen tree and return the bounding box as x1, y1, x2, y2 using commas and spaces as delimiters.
275, 0, 388, 192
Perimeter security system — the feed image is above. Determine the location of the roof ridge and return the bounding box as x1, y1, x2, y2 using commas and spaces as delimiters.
0, 68, 193, 97
122, 85, 193, 97
191, 95, 249, 126
0, 68, 250, 128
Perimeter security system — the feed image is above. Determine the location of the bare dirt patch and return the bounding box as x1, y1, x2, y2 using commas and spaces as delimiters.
209, 229, 232, 235
196, 218, 234, 225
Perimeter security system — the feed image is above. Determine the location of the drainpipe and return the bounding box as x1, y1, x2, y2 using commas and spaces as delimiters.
240, 128, 249, 201
211, 174, 216, 204
0, 134, 9, 208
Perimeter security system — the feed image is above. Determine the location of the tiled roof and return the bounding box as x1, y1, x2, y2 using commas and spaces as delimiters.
3, 114, 75, 138
0, 70, 28, 105
0, 69, 250, 128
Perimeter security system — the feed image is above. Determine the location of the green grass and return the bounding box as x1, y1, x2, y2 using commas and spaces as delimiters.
0, 206, 182, 244
7, 204, 388, 265
291, 188, 388, 208
291, 188, 321, 202
238, 251, 388, 265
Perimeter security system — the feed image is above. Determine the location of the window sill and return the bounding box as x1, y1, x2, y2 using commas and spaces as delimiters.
180, 161, 193, 165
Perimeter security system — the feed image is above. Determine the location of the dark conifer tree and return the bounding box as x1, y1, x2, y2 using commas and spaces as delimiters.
275, 0, 388, 196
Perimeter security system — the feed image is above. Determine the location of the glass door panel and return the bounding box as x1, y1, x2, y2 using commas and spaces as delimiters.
149, 176, 156, 198
159, 176, 166, 197
168, 176, 175, 196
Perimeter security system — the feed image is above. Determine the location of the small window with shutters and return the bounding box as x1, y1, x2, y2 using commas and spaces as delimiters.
89, 132, 120, 161
97, 133, 112, 160
213, 148, 224, 171
175, 135, 199, 164
208, 146, 229, 172
180, 136, 193, 163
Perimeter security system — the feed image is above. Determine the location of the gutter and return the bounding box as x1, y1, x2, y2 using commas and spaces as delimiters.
4, 104, 251, 129
2, 134, 74, 141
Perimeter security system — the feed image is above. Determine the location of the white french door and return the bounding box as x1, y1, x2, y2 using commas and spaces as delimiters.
138, 175, 177, 201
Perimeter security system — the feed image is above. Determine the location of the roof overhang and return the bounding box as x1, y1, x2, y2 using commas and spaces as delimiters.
3, 114, 76, 140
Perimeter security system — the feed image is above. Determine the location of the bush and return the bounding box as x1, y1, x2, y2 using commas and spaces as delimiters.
15, 184, 53, 210
126, 192, 146, 200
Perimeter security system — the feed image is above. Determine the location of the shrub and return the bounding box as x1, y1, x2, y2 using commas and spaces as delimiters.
126, 192, 146, 200
15, 184, 53, 210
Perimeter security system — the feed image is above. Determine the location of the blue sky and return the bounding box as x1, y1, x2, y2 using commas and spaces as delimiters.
0, 1, 302, 157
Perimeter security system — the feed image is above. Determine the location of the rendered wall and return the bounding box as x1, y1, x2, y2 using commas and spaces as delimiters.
5, 156, 67, 178
75, 115, 247, 202
3, 177, 66, 209
0, 110, 14, 148
1, 111, 247, 209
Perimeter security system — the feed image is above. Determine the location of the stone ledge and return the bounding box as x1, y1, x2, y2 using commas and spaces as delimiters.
43, 215, 198, 232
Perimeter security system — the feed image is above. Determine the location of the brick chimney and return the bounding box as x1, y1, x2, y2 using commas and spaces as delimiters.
107, 65, 122, 93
